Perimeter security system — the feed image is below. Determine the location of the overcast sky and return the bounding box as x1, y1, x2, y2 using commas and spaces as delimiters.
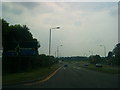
2, 2, 118, 57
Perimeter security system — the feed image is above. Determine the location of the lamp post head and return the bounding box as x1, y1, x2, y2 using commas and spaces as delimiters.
51, 26, 60, 30
56, 26, 60, 29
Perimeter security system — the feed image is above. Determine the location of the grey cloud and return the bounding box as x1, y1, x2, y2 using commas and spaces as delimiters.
118, 2, 120, 42
2, 2, 41, 16
2, 2, 118, 57
0, 3, 2, 17
109, 6, 118, 16
110, 10, 117, 16
16, 2, 40, 9
74, 21, 81, 26
2, 2, 23, 15
69, 2, 117, 12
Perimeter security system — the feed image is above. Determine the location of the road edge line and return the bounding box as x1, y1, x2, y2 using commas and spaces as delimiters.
24, 66, 62, 86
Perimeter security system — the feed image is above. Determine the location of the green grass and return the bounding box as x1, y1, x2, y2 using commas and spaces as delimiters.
75, 61, 120, 74
3, 64, 60, 85
84, 65, 119, 74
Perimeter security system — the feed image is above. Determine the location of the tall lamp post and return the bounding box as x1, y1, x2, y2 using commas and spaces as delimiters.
57, 45, 63, 58
49, 26, 60, 56
100, 45, 106, 57
89, 51, 93, 56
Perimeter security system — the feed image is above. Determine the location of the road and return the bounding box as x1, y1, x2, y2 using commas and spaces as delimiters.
3, 62, 120, 88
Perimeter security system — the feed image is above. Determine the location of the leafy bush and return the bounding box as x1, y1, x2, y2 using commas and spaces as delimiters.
89, 55, 102, 64
2, 55, 58, 75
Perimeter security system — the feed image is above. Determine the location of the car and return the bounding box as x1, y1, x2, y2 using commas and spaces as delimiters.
64, 64, 68, 67
96, 64, 102, 67
84, 64, 88, 66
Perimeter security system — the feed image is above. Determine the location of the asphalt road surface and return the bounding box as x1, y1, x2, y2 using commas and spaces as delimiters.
3, 62, 120, 88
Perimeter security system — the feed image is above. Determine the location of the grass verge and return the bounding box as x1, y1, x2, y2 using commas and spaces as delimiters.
3, 63, 60, 85
81, 64, 120, 74
75, 61, 120, 74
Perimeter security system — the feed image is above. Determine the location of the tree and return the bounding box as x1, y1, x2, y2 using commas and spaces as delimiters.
2, 19, 10, 45
9, 24, 33, 41
107, 51, 113, 58
113, 43, 120, 65
2, 19, 40, 53
113, 43, 120, 58
89, 55, 101, 64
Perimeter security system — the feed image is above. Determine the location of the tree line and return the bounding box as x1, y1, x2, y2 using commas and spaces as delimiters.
60, 43, 120, 66
88, 43, 120, 65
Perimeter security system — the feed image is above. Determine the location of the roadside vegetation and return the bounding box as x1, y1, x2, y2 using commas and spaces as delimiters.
3, 55, 59, 75
3, 63, 60, 85
1, 19, 60, 85
78, 61, 120, 74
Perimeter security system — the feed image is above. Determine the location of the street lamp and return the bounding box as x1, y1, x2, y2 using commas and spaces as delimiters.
49, 26, 60, 56
54, 51, 57, 58
100, 45, 106, 57
57, 45, 63, 58
89, 51, 93, 56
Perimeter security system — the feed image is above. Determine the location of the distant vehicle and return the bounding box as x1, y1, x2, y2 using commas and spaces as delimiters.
64, 64, 68, 67
96, 64, 102, 67
84, 64, 88, 66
